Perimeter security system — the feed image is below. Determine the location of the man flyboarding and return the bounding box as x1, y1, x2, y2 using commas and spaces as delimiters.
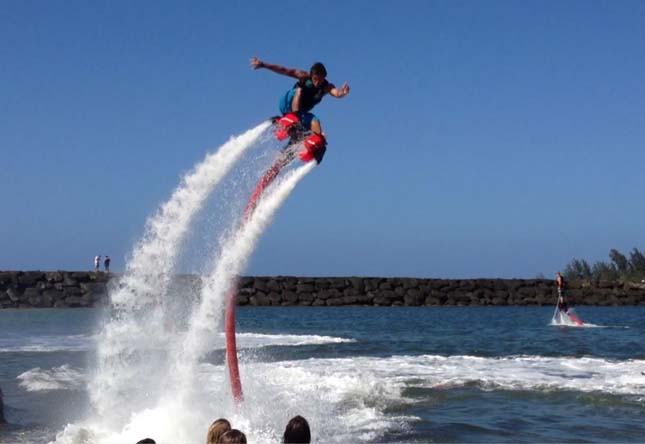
555, 271, 584, 325
242, 57, 350, 218
224, 60, 350, 403
250, 57, 350, 164
556, 272, 567, 312
557, 295, 569, 313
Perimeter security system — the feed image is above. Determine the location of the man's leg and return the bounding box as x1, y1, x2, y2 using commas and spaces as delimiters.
279, 88, 296, 115
300, 113, 322, 135
298, 113, 326, 164
291, 87, 302, 113
310, 119, 322, 135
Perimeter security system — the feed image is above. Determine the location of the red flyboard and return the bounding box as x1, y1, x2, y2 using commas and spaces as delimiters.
243, 128, 326, 220
568, 312, 585, 326
274, 113, 300, 140
299, 133, 327, 163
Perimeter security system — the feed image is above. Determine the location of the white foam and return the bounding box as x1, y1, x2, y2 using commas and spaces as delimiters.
0, 334, 95, 352
52, 350, 645, 443
550, 308, 598, 327
0, 331, 351, 354
17, 365, 85, 392
334, 354, 645, 397
161, 331, 353, 353
226, 332, 355, 348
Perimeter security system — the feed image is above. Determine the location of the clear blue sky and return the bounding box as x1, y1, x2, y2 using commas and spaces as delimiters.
2, 0, 644, 278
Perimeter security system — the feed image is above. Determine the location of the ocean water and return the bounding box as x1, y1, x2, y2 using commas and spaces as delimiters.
1, 306, 644, 443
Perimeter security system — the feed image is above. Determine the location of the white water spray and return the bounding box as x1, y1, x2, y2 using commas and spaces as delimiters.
53, 117, 317, 443
175, 161, 315, 393
550, 309, 595, 327
90, 162, 317, 444
57, 161, 316, 444
112, 122, 271, 310
89, 122, 270, 422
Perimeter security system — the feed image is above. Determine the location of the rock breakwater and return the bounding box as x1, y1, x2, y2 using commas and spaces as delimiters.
1, 271, 645, 309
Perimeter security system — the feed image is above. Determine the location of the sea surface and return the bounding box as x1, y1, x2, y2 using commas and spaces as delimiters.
1, 306, 644, 443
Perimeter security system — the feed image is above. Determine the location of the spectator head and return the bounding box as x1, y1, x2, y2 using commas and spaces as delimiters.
136, 439, 156, 444
207, 418, 232, 444
219, 429, 247, 444
283, 415, 311, 443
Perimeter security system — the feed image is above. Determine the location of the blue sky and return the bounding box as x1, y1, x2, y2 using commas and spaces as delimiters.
1, 0, 644, 278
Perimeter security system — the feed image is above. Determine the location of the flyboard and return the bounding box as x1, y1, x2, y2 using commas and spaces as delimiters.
553, 307, 585, 326
552, 295, 585, 326
225, 113, 327, 403
567, 311, 585, 326
553, 307, 597, 327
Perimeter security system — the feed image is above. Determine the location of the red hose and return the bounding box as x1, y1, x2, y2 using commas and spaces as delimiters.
225, 141, 302, 403
225, 286, 243, 403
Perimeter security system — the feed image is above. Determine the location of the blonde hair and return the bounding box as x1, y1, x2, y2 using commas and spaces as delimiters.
207, 418, 231, 444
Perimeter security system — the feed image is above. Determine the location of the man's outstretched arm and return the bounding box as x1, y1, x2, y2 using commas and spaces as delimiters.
328, 82, 350, 98
250, 57, 308, 80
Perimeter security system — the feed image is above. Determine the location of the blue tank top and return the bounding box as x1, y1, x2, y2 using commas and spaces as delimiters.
295, 78, 328, 113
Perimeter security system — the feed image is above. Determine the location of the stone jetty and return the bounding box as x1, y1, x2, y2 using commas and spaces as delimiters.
1, 271, 645, 308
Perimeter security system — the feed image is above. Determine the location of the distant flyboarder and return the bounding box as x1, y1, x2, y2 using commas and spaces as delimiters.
556, 272, 568, 312
557, 295, 569, 313
555, 271, 584, 325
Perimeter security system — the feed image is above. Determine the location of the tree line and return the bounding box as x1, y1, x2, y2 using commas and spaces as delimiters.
563, 247, 645, 282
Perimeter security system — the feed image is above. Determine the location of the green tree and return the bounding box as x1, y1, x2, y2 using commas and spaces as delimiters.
564, 247, 644, 282
609, 249, 629, 273
591, 261, 618, 281
628, 248, 645, 274
564, 258, 592, 280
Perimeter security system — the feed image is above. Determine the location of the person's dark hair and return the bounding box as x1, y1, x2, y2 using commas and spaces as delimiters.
283, 415, 311, 444
136, 439, 156, 444
220, 429, 247, 444
310, 62, 327, 78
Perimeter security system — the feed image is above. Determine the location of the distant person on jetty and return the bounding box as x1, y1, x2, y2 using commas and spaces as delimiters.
219, 429, 247, 444
104, 255, 111, 273
283, 415, 311, 443
207, 418, 231, 444
94, 255, 101, 272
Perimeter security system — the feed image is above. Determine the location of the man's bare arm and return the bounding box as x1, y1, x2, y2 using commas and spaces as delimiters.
250, 57, 308, 80
328, 82, 350, 98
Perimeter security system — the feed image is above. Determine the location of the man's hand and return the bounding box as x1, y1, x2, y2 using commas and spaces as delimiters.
250, 56, 263, 70
330, 82, 351, 98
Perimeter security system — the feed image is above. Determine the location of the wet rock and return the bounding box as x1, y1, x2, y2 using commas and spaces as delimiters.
1, 272, 645, 308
